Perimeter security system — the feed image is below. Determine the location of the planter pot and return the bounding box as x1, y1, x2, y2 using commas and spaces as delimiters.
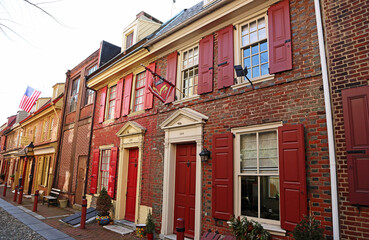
147, 233, 154, 240
136, 224, 146, 237
59, 199, 68, 208
96, 215, 110, 225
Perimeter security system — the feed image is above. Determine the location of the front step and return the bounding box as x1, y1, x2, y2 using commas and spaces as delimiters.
114, 219, 136, 230
163, 234, 192, 240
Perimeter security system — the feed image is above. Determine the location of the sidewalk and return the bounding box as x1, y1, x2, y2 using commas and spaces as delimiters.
0, 185, 137, 239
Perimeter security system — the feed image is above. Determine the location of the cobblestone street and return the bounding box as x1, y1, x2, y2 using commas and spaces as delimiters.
0, 207, 45, 240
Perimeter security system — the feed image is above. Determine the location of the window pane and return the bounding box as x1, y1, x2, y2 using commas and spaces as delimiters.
261, 64, 269, 76
260, 41, 268, 52
252, 66, 260, 78
259, 131, 278, 173
242, 25, 249, 35
260, 52, 268, 64
250, 32, 257, 43
258, 17, 265, 28
252, 55, 259, 66
244, 57, 250, 69
240, 133, 257, 173
251, 45, 259, 55
242, 36, 249, 46
250, 21, 257, 32
260, 176, 280, 220
241, 176, 258, 218
243, 47, 250, 57
259, 28, 266, 40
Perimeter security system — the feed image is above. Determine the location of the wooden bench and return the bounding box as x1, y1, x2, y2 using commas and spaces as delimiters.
42, 188, 61, 207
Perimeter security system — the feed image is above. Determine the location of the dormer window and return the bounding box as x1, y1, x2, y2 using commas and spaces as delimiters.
126, 32, 134, 49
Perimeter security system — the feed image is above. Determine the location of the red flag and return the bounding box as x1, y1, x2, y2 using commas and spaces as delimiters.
143, 65, 175, 103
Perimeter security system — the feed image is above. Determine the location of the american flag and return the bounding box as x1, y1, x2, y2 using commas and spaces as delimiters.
19, 86, 41, 112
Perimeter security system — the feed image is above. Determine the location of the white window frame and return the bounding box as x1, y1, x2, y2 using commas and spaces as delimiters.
70, 78, 80, 112
133, 71, 146, 112
175, 43, 200, 103
233, 13, 274, 90
105, 85, 117, 120
232, 122, 282, 226
99, 148, 111, 192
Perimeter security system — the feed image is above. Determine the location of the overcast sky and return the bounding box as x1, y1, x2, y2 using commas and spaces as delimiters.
0, 0, 201, 124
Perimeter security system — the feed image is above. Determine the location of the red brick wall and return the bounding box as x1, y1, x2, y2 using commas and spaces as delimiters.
323, 0, 369, 238
87, 0, 333, 237
58, 129, 73, 190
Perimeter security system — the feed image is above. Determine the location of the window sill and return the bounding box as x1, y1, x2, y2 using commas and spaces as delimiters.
102, 119, 115, 125
128, 110, 145, 117
227, 220, 286, 237
232, 74, 274, 90
173, 95, 200, 105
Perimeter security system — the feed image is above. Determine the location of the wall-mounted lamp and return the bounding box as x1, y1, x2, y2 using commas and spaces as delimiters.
25, 142, 34, 156
199, 148, 211, 162
234, 65, 254, 89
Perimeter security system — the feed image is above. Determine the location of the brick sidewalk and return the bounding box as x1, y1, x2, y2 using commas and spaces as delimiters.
0, 185, 140, 239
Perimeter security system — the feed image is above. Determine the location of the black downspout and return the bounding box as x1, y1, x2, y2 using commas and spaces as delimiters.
83, 78, 97, 197
53, 70, 71, 188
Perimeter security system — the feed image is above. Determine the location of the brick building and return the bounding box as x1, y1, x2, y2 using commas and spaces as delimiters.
86, 0, 335, 239
322, 0, 369, 239
54, 41, 120, 206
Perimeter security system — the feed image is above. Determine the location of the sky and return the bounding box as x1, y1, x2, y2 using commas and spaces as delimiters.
0, 0, 201, 124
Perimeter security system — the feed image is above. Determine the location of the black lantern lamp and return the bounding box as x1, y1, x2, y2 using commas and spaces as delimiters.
199, 148, 211, 162
25, 142, 34, 155
234, 65, 254, 89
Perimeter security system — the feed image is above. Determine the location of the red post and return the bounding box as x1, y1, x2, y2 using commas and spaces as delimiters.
80, 197, 87, 229
2, 183, 7, 197
18, 186, 23, 204
176, 218, 185, 240
33, 190, 39, 212
13, 185, 18, 202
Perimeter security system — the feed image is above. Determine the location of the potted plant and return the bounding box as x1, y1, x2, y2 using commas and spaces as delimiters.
292, 215, 324, 240
145, 210, 155, 240
229, 216, 270, 240
95, 188, 112, 225
10, 174, 15, 182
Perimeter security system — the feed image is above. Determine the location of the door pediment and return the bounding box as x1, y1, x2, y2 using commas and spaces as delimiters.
160, 108, 208, 130
116, 121, 146, 137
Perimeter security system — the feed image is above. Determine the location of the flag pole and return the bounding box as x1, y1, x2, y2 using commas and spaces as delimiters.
140, 64, 189, 98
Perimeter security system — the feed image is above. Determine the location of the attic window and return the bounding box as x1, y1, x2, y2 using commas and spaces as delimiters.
126, 32, 134, 49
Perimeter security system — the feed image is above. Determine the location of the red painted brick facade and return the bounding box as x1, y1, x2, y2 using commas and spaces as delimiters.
323, 0, 369, 238
87, 0, 334, 238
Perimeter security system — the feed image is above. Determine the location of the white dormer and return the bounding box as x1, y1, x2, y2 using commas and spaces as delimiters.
122, 11, 162, 52
203, 0, 216, 6
52, 83, 65, 100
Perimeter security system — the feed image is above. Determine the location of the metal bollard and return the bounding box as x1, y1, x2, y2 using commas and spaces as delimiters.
2, 183, 7, 197
13, 185, 18, 202
33, 190, 39, 212
18, 186, 23, 204
176, 218, 185, 240
80, 196, 87, 229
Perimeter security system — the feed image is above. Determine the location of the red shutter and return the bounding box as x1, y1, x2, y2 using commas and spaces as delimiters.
90, 149, 100, 194
98, 86, 107, 123
268, 0, 292, 74
342, 86, 369, 205
122, 73, 133, 116
144, 62, 155, 110
212, 132, 233, 220
114, 78, 124, 119
198, 34, 214, 94
165, 52, 178, 103
217, 25, 234, 89
108, 146, 118, 198
278, 124, 307, 231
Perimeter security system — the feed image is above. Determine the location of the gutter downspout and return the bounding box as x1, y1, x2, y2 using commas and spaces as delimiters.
313, 0, 340, 239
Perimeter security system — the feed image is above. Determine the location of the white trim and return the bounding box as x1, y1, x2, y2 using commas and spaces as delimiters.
232, 121, 282, 226
160, 109, 207, 240
99, 144, 114, 150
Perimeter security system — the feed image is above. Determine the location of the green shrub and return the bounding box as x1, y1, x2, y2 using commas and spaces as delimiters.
96, 188, 112, 216
229, 216, 270, 240
292, 215, 324, 240
145, 210, 155, 234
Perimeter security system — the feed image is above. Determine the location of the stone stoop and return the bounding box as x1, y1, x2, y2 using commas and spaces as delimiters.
162, 234, 192, 240
103, 219, 136, 236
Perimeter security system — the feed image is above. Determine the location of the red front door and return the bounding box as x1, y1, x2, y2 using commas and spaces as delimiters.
174, 143, 196, 238
125, 148, 138, 222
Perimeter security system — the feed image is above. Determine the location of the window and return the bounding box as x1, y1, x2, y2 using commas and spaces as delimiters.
87, 64, 98, 75
106, 85, 117, 120
85, 89, 94, 105
233, 123, 282, 225
134, 71, 146, 112
180, 46, 199, 98
41, 156, 50, 186
100, 149, 111, 191
48, 118, 54, 140
42, 119, 48, 142
126, 32, 134, 49
240, 16, 269, 80
70, 78, 80, 112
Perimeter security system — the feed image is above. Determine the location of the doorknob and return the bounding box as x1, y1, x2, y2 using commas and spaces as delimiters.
186, 160, 190, 167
